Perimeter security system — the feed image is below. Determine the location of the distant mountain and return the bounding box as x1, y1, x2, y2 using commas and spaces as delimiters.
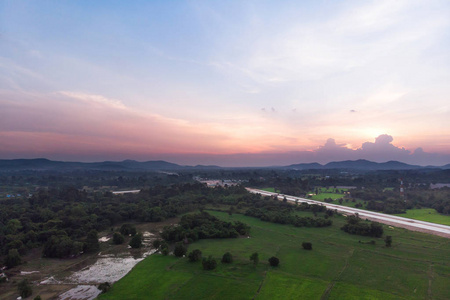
285, 162, 323, 170
0, 158, 448, 172
0, 158, 184, 171
287, 159, 426, 171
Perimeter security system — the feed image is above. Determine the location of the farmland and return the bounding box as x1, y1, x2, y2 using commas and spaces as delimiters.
99, 211, 450, 300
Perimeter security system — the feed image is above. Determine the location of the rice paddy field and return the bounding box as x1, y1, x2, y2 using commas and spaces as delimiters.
98, 211, 450, 300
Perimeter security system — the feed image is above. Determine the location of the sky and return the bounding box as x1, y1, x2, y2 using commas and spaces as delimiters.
0, 0, 449, 167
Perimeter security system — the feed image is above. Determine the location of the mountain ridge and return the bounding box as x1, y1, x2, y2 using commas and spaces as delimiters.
0, 158, 448, 171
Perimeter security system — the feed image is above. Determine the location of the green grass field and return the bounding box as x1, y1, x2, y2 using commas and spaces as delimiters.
310, 192, 343, 201
395, 208, 450, 226
99, 211, 450, 300
260, 187, 278, 193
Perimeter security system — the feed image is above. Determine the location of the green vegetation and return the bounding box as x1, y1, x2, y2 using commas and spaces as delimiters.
188, 249, 202, 262
129, 233, 142, 249
395, 208, 450, 226
261, 187, 278, 193
112, 232, 125, 245
221, 252, 233, 264
99, 211, 450, 299
18, 279, 32, 298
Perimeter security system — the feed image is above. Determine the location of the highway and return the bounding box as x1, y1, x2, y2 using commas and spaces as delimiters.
246, 188, 450, 238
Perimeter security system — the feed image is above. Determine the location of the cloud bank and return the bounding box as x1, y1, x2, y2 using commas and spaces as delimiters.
0, 90, 448, 167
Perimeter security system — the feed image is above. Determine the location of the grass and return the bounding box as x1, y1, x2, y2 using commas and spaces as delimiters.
260, 187, 278, 193
99, 211, 450, 300
395, 208, 450, 226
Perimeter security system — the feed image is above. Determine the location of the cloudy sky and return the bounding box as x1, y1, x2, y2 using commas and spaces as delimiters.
1, 0, 449, 166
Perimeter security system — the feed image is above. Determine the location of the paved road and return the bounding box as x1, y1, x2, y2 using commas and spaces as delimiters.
246, 188, 450, 238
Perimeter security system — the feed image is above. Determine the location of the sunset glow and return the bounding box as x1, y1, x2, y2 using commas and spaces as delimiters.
1, 1, 449, 166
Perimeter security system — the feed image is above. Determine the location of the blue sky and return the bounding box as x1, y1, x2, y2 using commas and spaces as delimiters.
1, 0, 449, 166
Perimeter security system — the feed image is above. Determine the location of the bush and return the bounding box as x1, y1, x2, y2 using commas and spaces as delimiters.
85, 230, 100, 253
18, 279, 32, 298
221, 252, 233, 264
152, 239, 162, 248
98, 282, 111, 293
202, 256, 217, 270
385, 235, 392, 247
250, 252, 259, 265
120, 224, 137, 236
112, 232, 124, 245
174, 243, 187, 257
129, 233, 142, 249
34, 296, 42, 300
302, 242, 312, 250
161, 247, 169, 256
4, 249, 21, 269
188, 249, 202, 262
268, 256, 279, 267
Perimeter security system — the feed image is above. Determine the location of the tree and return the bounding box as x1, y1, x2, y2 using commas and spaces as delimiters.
85, 230, 100, 253
221, 252, 233, 264
188, 249, 202, 262
4, 248, 21, 269
120, 224, 137, 236
152, 239, 162, 249
129, 233, 142, 249
202, 256, 217, 270
250, 252, 259, 265
112, 232, 125, 245
174, 243, 187, 257
18, 279, 32, 298
302, 242, 312, 250
268, 256, 279, 267
385, 235, 392, 247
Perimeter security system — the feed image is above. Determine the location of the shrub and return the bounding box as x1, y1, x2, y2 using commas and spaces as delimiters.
152, 239, 162, 248
221, 252, 233, 264
250, 252, 259, 265
174, 243, 187, 257
18, 279, 32, 298
385, 235, 392, 247
4, 249, 21, 269
34, 296, 42, 300
302, 242, 312, 250
202, 256, 217, 270
120, 224, 137, 236
188, 249, 202, 262
112, 232, 124, 245
268, 256, 280, 267
161, 247, 169, 256
129, 233, 142, 249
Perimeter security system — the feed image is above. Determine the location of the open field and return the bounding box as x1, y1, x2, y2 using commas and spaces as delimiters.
99, 211, 450, 300
396, 209, 450, 226
260, 187, 278, 193
310, 192, 343, 201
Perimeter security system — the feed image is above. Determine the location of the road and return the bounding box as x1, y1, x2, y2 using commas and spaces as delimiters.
246, 188, 450, 238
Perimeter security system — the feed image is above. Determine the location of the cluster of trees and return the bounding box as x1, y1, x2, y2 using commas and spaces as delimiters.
245, 202, 333, 228
161, 212, 250, 243
341, 215, 383, 238
0, 183, 251, 265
